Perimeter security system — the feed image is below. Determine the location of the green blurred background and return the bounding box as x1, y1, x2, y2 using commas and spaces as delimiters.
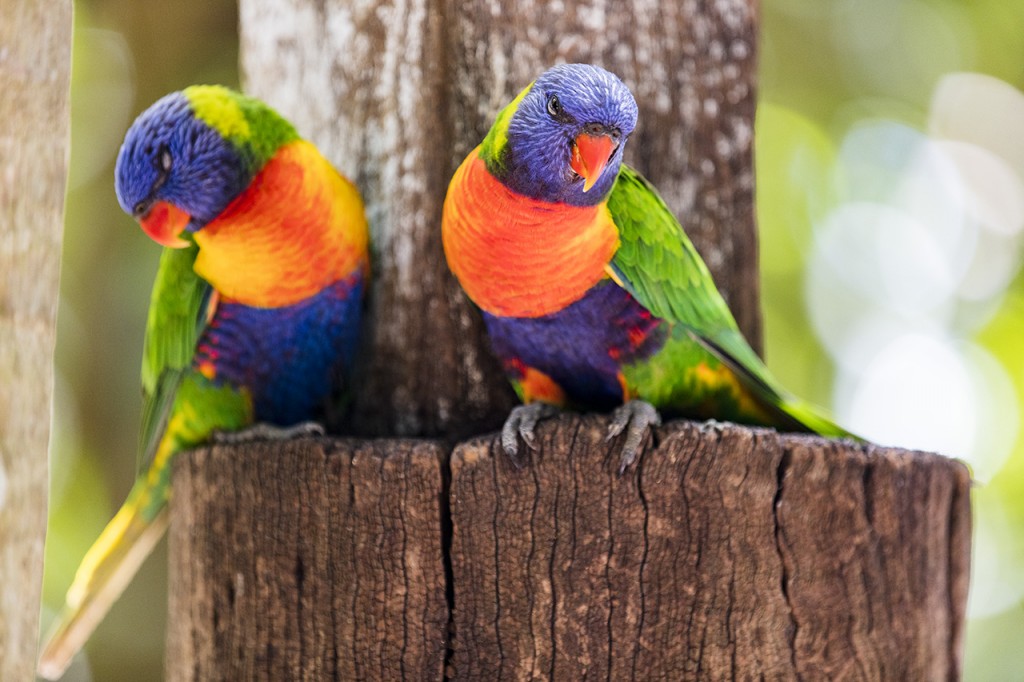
44, 1, 1024, 679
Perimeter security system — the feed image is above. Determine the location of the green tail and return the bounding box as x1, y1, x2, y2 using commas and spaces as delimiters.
686, 330, 860, 441
776, 395, 861, 441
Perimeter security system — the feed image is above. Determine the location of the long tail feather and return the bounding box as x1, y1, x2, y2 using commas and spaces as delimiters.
38, 480, 169, 680
778, 396, 862, 441
687, 330, 861, 441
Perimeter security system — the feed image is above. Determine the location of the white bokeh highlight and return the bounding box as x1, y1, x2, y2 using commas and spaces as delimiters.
801, 73, 1024, 621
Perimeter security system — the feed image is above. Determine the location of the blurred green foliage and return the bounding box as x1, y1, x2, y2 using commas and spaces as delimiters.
46, 1, 1024, 679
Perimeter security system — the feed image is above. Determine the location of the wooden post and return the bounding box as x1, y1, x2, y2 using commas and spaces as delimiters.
448, 415, 970, 680
167, 0, 972, 679
167, 419, 970, 679
166, 439, 448, 680
0, 1, 72, 679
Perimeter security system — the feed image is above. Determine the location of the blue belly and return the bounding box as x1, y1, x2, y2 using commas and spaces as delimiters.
482, 280, 666, 410
194, 273, 364, 424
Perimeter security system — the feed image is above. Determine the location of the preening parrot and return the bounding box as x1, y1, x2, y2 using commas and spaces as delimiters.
39, 85, 369, 679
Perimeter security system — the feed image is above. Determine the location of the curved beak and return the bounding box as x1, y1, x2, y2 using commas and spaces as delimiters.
571, 130, 618, 193
138, 201, 191, 248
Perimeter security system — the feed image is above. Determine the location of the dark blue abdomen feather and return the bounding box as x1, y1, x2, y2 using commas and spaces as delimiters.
483, 279, 666, 410
195, 273, 364, 424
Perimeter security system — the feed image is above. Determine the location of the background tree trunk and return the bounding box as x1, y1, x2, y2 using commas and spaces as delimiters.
0, 1, 72, 679
168, 417, 971, 680
238, 0, 761, 441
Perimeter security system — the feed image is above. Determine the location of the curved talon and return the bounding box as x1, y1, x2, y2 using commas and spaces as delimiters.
211, 420, 325, 445
501, 403, 561, 467
606, 400, 661, 473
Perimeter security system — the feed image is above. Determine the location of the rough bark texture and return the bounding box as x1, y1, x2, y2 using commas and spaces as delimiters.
239, 0, 761, 440
166, 438, 448, 681
168, 417, 971, 680
0, 1, 72, 678
449, 415, 971, 680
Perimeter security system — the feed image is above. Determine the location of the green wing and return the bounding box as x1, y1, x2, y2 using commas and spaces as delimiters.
137, 240, 213, 472
607, 166, 768, 380
607, 165, 855, 439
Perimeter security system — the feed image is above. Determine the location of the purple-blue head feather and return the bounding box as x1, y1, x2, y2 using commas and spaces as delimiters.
484, 64, 638, 206
114, 91, 251, 230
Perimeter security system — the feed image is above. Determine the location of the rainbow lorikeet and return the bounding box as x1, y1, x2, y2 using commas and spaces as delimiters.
442, 64, 855, 472
38, 86, 369, 679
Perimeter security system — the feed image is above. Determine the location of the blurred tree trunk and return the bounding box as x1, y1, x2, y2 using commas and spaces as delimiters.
0, 0, 72, 679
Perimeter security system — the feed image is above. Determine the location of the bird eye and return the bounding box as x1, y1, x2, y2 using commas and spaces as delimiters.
159, 145, 172, 173
133, 200, 148, 217
546, 94, 562, 118
151, 144, 172, 193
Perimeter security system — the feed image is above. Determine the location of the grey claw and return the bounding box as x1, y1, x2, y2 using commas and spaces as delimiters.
211, 420, 325, 445
500, 403, 561, 467
606, 400, 661, 473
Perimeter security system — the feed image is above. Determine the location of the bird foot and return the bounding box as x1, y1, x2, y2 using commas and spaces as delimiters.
606, 400, 661, 473
211, 420, 325, 445
501, 402, 561, 468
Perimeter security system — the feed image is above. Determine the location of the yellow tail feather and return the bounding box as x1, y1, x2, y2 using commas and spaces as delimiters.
38, 486, 169, 681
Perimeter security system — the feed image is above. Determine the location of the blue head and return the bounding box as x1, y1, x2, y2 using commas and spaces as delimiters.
114, 87, 260, 247
483, 64, 639, 206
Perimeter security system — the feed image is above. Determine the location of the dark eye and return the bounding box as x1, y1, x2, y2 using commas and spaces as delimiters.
133, 200, 148, 217
156, 144, 172, 175
152, 144, 172, 192
546, 94, 562, 118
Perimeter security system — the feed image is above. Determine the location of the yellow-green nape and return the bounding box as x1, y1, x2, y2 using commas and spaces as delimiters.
184, 85, 252, 142
481, 80, 534, 164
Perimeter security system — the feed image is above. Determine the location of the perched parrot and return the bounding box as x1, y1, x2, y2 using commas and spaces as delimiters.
38, 85, 369, 679
442, 63, 855, 472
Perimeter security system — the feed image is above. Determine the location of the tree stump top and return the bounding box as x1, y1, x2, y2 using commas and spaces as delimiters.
169, 416, 970, 680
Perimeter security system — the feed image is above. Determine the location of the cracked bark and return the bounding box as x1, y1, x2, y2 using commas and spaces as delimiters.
166, 438, 449, 681
168, 415, 970, 679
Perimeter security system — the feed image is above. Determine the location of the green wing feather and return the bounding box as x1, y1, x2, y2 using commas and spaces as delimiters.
607, 165, 856, 439
137, 240, 213, 472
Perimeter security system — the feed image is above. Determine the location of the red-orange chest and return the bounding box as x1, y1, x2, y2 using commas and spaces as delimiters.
193, 140, 368, 308
442, 150, 620, 318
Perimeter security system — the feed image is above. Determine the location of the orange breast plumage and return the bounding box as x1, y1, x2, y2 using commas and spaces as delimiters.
442, 147, 620, 318
194, 139, 368, 308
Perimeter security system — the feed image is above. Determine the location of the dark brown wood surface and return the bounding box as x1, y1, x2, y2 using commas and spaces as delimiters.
166, 438, 448, 681
168, 417, 971, 680
239, 0, 762, 441
449, 415, 970, 680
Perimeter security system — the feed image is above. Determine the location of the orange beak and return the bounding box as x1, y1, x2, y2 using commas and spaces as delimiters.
139, 201, 191, 248
570, 132, 617, 193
